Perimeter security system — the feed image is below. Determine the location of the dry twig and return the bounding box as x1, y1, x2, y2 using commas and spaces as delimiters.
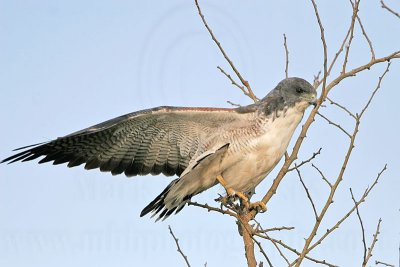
375, 260, 395, 267
283, 34, 289, 78
317, 111, 352, 138
381, 0, 400, 18
295, 166, 318, 220
293, 60, 391, 267
311, 163, 332, 188
350, 188, 367, 265
294, 165, 387, 262
342, 0, 360, 74
364, 219, 382, 266
195, 0, 258, 102
326, 97, 357, 119
168, 226, 191, 267
287, 147, 322, 172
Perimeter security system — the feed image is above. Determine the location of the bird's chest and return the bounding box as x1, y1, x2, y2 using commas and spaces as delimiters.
256, 110, 303, 160
219, 108, 305, 191
232, 108, 304, 178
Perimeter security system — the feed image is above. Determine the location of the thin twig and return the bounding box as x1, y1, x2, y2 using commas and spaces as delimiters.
359, 62, 391, 117
317, 111, 352, 138
349, 0, 375, 60
227, 100, 241, 107
364, 219, 382, 266
255, 226, 295, 233
218, 66, 250, 98
288, 148, 322, 172
194, 0, 258, 102
350, 188, 367, 265
381, 0, 400, 18
300, 165, 387, 257
295, 166, 318, 220
188, 201, 238, 218
251, 236, 273, 267
327, 97, 357, 119
168, 226, 191, 267
283, 34, 289, 78
293, 63, 390, 266
269, 237, 291, 265
310, 0, 329, 99
342, 0, 360, 74
375, 260, 395, 267
311, 163, 332, 188
313, 71, 321, 89
255, 233, 337, 267
294, 114, 362, 266
252, 219, 292, 266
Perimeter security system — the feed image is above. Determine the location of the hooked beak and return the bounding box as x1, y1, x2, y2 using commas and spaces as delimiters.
309, 96, 318, 107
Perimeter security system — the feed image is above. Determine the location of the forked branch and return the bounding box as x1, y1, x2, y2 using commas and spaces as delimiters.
194, 0, 258, 102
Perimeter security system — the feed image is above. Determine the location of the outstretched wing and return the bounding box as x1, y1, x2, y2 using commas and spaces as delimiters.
2, 106, 240, 177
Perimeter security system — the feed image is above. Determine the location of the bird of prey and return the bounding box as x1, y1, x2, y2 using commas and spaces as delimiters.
2, 77, 316, 220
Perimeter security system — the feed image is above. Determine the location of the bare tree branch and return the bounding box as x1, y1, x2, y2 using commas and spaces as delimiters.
317, 111, 352, 138
227, 100, 241, 107
326, 97, 357, 119
288, 147, 322, 172
296, 166, 318, 220
168, 225, 191, 267
188, 201, 238, 218
310, 0, 328, 97
283, 33, 289, 78
349, 0, 375, 60
359, 62, 391, 117
342, 0, 360, 74
255, 233, 338, 266
293, 61, 391, 266
311, 163, 332, 188
217, 66, 257, 101
255, 226, 295, 234
194, 0, 258, 102
364, 219, 382, 266
296, 165, 387, 259
251, 236, 273, 267
375, 260, 395, 267
381, 0, 400, 18
350, 188, 367, 265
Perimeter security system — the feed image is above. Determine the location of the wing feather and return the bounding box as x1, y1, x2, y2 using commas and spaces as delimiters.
2, 106, 244, 177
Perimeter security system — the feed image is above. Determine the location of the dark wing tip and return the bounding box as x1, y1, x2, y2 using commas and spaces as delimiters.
12, 142, 48, 151
1, 142, 48, 164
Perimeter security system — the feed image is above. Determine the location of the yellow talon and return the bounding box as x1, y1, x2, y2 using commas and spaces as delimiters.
216, 175, 249, 205
250, 201, 267, 213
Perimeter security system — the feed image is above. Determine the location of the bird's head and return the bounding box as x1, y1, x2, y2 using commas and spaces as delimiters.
277, 77, 317, 110
258, 77, 317, 115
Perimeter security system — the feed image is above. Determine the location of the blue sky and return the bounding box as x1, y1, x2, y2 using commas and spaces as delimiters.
1, 0, 399, 266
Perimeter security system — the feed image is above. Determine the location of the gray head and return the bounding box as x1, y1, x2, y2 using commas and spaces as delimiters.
255, 77, 317, 115
270, 77, 316, 105
236, 77, 317, 115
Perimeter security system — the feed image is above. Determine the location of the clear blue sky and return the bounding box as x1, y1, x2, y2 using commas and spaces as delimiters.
1, 0, 399, 266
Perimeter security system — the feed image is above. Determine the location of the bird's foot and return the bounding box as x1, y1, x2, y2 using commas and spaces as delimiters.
215, 189, 250, 208
249, 201, 267, 213
215, 175, 251, 209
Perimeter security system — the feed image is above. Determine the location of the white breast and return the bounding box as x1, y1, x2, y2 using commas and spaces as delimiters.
223, 106, 304, 192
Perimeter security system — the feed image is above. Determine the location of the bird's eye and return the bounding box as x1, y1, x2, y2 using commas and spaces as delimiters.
296, 87, 304, 94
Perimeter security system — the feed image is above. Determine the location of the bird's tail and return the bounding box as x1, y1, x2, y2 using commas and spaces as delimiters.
140, 178, 192, 221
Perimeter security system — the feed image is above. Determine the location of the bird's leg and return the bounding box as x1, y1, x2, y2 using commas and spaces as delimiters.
216, 175, 249, 208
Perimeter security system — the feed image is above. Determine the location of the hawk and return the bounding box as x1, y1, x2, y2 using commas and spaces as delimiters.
2, 77, 316, 220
